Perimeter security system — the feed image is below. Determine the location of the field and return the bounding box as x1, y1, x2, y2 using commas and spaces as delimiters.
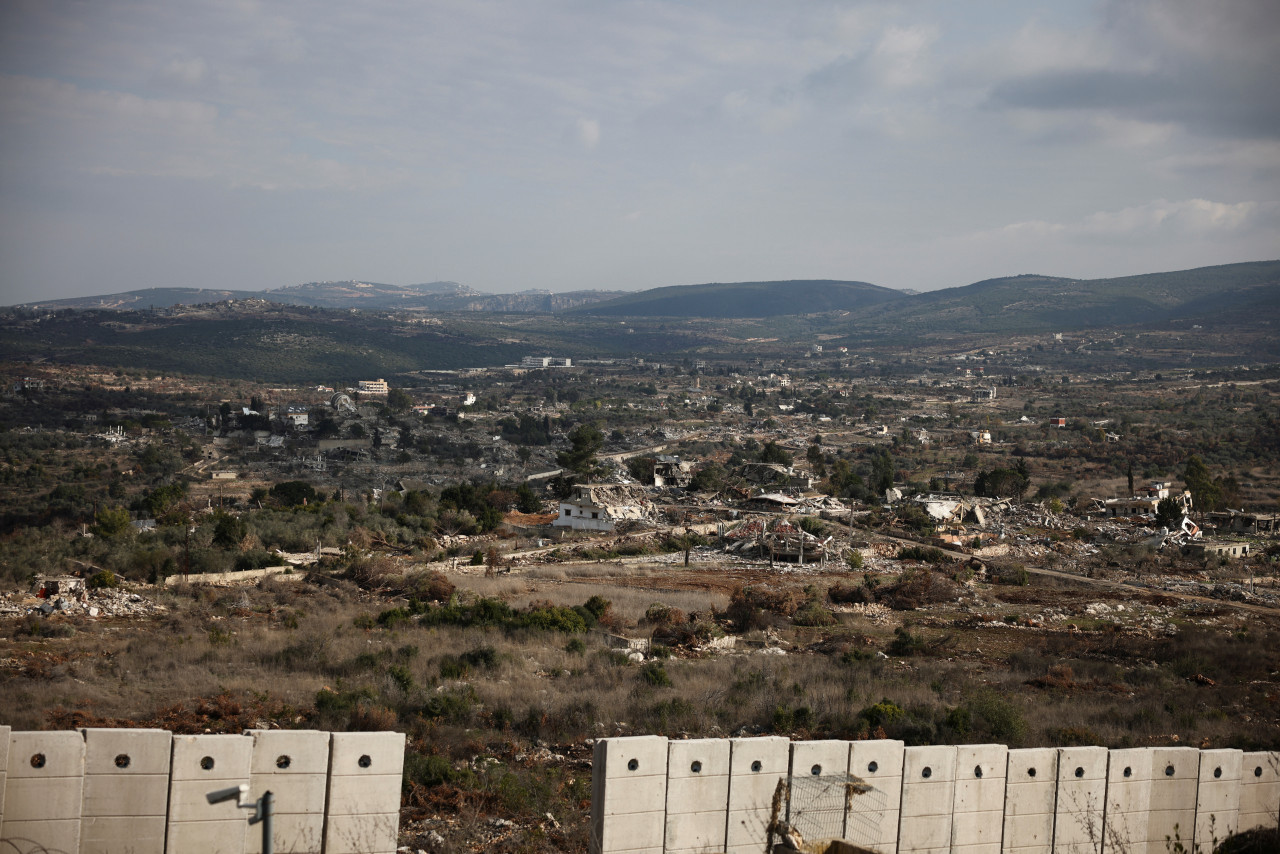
3, 538, 1277, 852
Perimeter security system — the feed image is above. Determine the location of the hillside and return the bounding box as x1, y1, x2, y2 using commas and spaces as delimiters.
842, 261, 1280, 336
572, 279, 905, 317
14, 280, 626, 314
22, 287, 265, 311
0, 304, 528, 384
264, 280, 480, 309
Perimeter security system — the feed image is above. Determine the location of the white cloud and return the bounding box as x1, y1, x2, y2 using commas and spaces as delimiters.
994, 199, 1276, 244
576, 118, 601, 151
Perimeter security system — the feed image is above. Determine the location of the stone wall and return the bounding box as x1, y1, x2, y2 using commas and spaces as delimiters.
590, 737, 1280, 854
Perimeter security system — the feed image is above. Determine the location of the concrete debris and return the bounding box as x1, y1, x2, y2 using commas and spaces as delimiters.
1, 580, 167, 620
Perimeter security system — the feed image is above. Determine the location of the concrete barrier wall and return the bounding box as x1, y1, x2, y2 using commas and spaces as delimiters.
0, 728, 404, 854
589, 739, 1280, 854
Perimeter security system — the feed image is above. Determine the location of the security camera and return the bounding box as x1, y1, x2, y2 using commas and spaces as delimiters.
206, 784, 248, 806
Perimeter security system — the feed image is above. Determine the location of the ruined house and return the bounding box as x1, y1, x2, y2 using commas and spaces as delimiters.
553, 484, 650, 532
733, 462, 816, 490
651, 455, 692, 488
722, 516, 831, 564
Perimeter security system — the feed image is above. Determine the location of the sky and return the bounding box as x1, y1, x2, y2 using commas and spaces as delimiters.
1, 0, 1277, 304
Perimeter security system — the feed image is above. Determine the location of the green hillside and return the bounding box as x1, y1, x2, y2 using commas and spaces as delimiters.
846, 261, 1280, 335
0, 309, 526, 384
572, 280, 905, 317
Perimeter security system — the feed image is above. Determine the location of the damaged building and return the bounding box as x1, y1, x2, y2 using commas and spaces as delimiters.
554, 484, 652, 532
722, 516, 832, 564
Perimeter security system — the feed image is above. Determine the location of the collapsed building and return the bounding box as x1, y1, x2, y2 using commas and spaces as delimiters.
722, 516, 832, 564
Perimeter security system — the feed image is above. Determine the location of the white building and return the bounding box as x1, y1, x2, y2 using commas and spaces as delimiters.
553, 484, 647, 532
358, 379, 389, 395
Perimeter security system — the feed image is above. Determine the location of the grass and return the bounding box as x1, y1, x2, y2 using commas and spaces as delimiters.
2, 559, 1279, 851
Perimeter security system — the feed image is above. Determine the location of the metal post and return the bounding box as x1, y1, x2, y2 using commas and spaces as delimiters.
262, 790, 273, 854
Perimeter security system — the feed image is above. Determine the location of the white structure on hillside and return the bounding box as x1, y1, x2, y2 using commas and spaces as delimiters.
553, 484, 647, 532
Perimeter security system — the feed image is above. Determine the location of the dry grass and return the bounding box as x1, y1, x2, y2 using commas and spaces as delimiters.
2, 562, 1279, 852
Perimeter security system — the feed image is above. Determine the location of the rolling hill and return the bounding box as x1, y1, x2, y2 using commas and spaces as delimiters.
572, 279, 905, 317
842, 261, 1280, 336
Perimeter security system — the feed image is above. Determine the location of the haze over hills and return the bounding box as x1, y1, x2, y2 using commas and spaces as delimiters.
15, 281, 629, 313
2, 260, 1278, 383
571, 279, 903, 317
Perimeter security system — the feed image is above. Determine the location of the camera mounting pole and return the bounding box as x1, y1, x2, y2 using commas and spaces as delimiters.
206, 784, 274, 854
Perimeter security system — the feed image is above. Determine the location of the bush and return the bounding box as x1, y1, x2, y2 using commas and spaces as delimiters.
888, 626, 927, 657
793, 601, 837, 627
897, 545, 949, 564
87, 569, 118, 589
879, 571, 960, 610
844, 550, 864, 570
639, 662, 672, 687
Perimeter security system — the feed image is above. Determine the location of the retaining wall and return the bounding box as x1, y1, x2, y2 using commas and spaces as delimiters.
0, 727, 404, 854
591, 738, 1280, 854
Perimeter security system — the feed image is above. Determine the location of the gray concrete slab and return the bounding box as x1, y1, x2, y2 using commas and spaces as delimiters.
1103, 748, 1152, 854
323, 731, 405, 854
1238, 751, 1280, 834
79, 727, 172, 854
725, 736, 789, 854
1052, 746, 1107, 854
899, 744, 956, 854
846, 739, 904, 854
953, 743, 1007, 854
1004, 747, 1059, 854
590, 736, 668, 854
1194, 748, 1241, 850
244, 729, 330, 854
1147, 746, 1199, 854
166, 734, 253, 854
664, 739, 730, 854
787, 740, 852, 843
1, 730, 86, 854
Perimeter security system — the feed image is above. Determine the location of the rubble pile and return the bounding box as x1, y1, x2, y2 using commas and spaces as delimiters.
1, 578, 167, 620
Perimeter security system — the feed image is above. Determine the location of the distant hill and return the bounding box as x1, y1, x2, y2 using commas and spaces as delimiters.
264, 280, 480, 308
844, 261, 1280, 336
573, 279, 905, 317
13, 280, 625, 313
22, 287, 264, 311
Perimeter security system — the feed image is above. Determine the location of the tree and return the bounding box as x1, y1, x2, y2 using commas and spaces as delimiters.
557, 423, 604, 480
212, 512, 247, 548
758, 441, 792, 465
1183, 454, 1221, 513
386, 386, 413, 412
806, 443, 826, 477
270, 481, 318, 507
1155, 498, 1182, 528
626, 456, 656, 484
869, 447, 895, 495
689, 462, 728, 493
93, 505, 133, 539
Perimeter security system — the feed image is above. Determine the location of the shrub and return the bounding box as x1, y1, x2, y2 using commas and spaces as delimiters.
793, 601, 837, 627
639, 662, 672, 687
87, 569, 118, 589
403, 570, 455, 602
844, 550, 864, 570
897, 545, 948, 564
888, 627, 927, 657
858, 699, 906, 728
880, 571, 960, 610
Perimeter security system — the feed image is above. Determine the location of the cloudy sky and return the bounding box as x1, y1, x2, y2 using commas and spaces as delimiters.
1, 0, 1277, 303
